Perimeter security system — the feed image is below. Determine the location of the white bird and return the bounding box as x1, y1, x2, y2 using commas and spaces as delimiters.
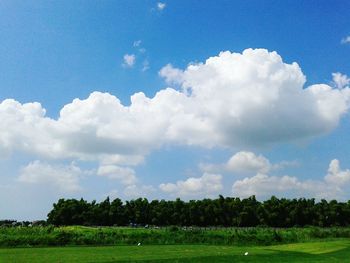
137, 242, 141, 246
244, 252, 248, 256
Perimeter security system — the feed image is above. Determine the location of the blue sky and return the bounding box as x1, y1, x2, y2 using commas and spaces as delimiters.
1, 0, 350, 220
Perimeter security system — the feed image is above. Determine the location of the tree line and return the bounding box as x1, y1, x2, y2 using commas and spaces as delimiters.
47, 196, 350, 227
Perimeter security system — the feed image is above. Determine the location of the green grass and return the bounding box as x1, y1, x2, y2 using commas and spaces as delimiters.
2, 226, 350, 247
1, 240, 350, 262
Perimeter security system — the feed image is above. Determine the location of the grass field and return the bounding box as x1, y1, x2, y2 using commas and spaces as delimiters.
1, 239, 349, 262
2, 226, 350, 247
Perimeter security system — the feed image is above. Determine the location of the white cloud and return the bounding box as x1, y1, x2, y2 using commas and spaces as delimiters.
122, 54, 136, 68
227, 151, 271, 174
97, 164, 137, 185
160, 49, 350, 147
0, 99, 58, 158
200, 151, 298, 175
133, 40, 142, 47
157, 2, 166, 11
232, 173, 339, 199
159, 64, 184, 85
99, 154, 144, 166
332, 72, 350, 89
133, 40, 146, 53
18, 161, 83, 193
142, 59, 150, 72
341, 36, 350, 44
159, 173, 222, 197
232, 159, 350, 200
1, 49, 350, 168
325, 159, 350, 186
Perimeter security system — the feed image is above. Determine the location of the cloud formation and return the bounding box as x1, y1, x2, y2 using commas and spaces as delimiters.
160, 49, 350, 147
1, 49, 350, 169
325, 159, 350, 186
227, 151, 271, 174
159, 173, 222, 197
199, 151, 290, 175
232, 159, 350, 200
159, 64, 184, 84
332, 72, 350, 89
18, 161, 84, 193
97, 165, 137, 185
122, 54, 136, 68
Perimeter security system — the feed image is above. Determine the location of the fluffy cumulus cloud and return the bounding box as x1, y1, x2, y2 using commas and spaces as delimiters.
18, 161, 84, 193
159, 64, 184, 84
232, 159, 350, 200
97, 165, 137, 185
159, 173, 222, 197
160, 49, 350, 147
1, 48, 350, 169
332, 72, 350, 89
325, 159, 350, 186
226, 151, 271, 174
0, 92, 168, 163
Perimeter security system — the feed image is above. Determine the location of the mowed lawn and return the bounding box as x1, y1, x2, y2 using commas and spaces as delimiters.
1, 240, 350, 262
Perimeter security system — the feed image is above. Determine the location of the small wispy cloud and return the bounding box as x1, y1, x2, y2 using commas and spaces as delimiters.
122, 54, 136, 68
341, 36, 350, 44
128, 40, 149, 71
142, 59, 150, 72
133, 40, 142, 47
332, 72, 350, 89
157, 2, 166, 11
133, 40, 146, 53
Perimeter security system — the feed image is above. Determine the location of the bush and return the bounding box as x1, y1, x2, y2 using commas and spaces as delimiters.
1, 226, 350, 248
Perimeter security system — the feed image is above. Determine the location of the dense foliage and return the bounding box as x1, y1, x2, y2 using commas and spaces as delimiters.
47, 196, 350, 227
1, 226, 350, 247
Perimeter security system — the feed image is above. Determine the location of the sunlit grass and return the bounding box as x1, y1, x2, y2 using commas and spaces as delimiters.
1, 240, 350, 262
269, 239, 350, 254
